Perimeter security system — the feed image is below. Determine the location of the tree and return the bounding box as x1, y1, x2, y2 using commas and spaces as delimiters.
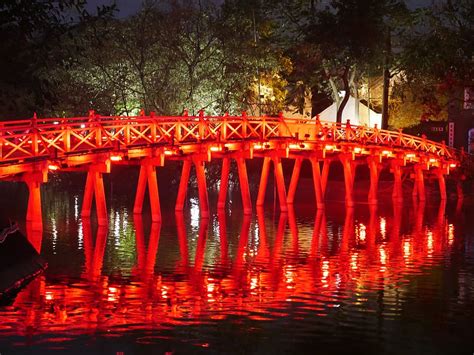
0, 0, 115, 119
265, 0, 411, 125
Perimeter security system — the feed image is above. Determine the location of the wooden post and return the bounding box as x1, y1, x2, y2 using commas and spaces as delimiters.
391, 160, 403, 203
310, 157, 325, 209
414, 164, 426, 202
146, 164, 161, 222
81, 164, 109, 226
272, 156, 288, 212
287, 157, 302, 204
175, 160, 191, 212
340, 154, 355, 207
367, 157, 380, 205
93, 172, 108, 226
217, 157, 230, 209
24, 171, 46, 231
236, 156, 252, 215
321, 159, 331, 198
133, 165, 147, 215
81, 170, 94, 218
194, 158, 210, 218
256, 157, 271, 206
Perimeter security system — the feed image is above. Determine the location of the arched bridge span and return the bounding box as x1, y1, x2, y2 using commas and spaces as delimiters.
0, 112, 461, 228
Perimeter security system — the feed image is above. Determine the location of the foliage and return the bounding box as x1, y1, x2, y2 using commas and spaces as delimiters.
265, 0, 411, 122
0, 0, 115, 119
44, 0, 286, 117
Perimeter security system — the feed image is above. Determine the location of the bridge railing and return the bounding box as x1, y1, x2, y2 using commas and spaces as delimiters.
0, 114, 455, 164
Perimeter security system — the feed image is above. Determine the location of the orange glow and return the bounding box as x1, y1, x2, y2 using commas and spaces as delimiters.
164, 150, 173, 156
429, 158, 437, 163
353, 147, 362, 154
405, 153, 416, 158
209, 146, 221, 152
324, 144, 335, 151
48, 163, 60, 171
110, 155, 122, 162
4, 201, 456, 341
382, 150, 391, 156
449, 163, 457, 168
253, 143, 263, 149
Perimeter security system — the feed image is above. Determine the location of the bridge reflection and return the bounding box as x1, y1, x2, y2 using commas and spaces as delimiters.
10, 201, 460, 340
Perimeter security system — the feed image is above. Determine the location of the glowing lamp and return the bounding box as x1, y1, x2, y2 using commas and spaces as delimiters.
253, 143, 263, 149
353, 147, 362, 154
209, 146, 221, 152
110, 155, 122, 162
164, 149, 173, 156
429, 158, 437, 163
48, 164, 60, 171
405, 153, 416, 159
289, 143, 300, 149
325, 144, 335, 151
382, 150, 391, 156
449, 163, 457, 168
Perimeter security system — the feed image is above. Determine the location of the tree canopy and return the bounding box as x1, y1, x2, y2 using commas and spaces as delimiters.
0, 0, 471, 127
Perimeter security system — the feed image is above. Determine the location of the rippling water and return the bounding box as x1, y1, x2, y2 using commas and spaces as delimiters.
0, 175, 474, 354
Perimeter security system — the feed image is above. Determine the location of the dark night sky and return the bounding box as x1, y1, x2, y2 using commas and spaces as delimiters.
86, 0, 440, 17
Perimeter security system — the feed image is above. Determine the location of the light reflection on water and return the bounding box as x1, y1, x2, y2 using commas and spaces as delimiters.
0, 183, 474, 354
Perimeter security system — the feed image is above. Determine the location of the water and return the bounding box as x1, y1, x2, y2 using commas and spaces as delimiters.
0, 174, 474, 354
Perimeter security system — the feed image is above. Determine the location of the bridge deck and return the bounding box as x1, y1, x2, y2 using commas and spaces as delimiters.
0, 113, 461, 229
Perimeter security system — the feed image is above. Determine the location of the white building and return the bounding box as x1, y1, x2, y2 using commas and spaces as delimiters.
315, 95, 382, 128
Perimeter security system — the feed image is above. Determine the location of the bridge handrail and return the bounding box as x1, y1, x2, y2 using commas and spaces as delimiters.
0, 114, 456, 163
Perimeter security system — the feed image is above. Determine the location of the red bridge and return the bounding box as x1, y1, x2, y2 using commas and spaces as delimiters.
0, 111, 462, 229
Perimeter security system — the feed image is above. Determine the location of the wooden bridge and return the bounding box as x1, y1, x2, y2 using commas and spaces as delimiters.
0, 111, 462, 229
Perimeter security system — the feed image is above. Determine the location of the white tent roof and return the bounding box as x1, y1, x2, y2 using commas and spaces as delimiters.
315, 96, 381, 128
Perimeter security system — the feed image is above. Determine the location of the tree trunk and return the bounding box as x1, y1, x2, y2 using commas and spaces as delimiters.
382, 28, 391, 129
336, 67, 350, 123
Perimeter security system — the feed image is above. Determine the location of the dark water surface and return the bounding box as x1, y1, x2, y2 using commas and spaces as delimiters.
0, 176, 474, 354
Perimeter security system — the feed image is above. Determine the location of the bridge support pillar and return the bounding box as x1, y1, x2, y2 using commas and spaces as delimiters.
217, 157, 230, 209
272, 157, 288, 212
194, 158, 210, 218
256, 157, 271, 207
368, 157, 381, 205
321, 159, 331, 198
287, 157, 302, 204
436, 170, 447, 201
23, 170, 47, 231
391, 160, 403, 203
236, 157, 252, 215
310, 157, 325, 209
340, 154, 355, 208
175, 160, 191, 212
133, 161, 161, 222
413, 164, 426, 202
81, 165, 108, 226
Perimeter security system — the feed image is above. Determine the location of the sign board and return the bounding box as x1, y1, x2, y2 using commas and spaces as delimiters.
448, 122, 454, 147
